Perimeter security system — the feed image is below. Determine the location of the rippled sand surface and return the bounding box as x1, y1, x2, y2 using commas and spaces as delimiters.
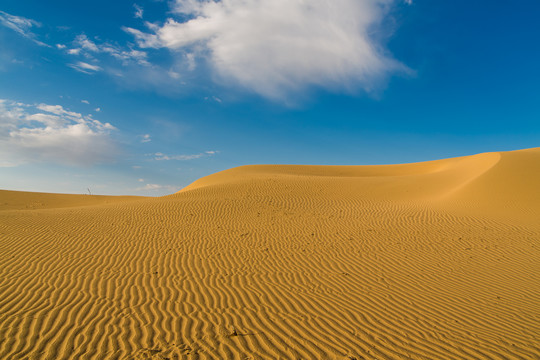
1, 148, 539, 359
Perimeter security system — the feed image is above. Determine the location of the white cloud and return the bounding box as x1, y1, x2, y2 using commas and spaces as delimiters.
56, 44, 66, 49
81, 99, 90, 104
0, 99, 117, 167
168, 70, 181, 79
75, 34, 99, 52
126, 0, 407, 101
136, 183, 180, 192
153, 150, 218, 161
124, 27, 161, 48
141, 134, 151, 143
26, 113, 66, 128
37, 103, 86, 119
0, 11, 38, 36
111, 49, 149, 66
69, 61, 102, 74
134, 4, 144, 19
0, 10, 48, 46
185, 52, 196, 71
404, 0, 413, 4
66, 34, 150, 66
95, 107, 101, 112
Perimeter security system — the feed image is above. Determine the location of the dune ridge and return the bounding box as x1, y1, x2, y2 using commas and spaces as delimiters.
0, 148, 539, 359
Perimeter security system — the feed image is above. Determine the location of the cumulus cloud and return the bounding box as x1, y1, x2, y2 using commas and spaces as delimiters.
153, 150, 217, 161
0, 10, 48, 46
125, 0, 407, 101
0, 99, 117, 167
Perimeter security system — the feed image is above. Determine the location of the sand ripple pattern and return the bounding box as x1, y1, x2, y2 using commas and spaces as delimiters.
1, 148, 539, 359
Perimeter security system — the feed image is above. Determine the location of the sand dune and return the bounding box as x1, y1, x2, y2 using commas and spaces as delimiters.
0, 190, 141, 211
1, 148, 539, 359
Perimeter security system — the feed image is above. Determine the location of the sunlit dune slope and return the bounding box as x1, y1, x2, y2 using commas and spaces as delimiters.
1, 148, 539, 360
183, 147, 540, 221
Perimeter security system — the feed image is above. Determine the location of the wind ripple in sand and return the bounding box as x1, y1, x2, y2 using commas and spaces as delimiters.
1, 148, 540, 359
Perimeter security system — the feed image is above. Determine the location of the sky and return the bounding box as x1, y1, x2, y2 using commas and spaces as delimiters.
1, 0, 539, 196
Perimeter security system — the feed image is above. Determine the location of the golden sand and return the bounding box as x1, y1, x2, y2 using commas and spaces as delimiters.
1, 148, 539, 359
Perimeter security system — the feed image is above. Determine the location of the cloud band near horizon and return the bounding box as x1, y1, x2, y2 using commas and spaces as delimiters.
0, 99, 117, 167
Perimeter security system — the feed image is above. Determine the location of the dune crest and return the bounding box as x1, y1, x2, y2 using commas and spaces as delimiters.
1, 148, 539, 359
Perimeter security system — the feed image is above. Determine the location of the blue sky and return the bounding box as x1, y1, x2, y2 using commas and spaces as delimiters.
1, 0, 539, 196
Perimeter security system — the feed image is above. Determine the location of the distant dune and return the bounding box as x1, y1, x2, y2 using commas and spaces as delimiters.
1, 148, 539, 359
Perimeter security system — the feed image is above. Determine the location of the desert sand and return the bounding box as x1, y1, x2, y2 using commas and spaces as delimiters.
0, 148, 539, 359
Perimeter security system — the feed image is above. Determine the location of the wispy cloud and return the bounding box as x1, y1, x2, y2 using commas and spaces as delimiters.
0, 99, 117, 167
154, 150, 218, 161
141, 134, 151, 143
134, 4, 144, 19
69, 61, 102, 74
75, 33, 99, 52
81, 99, 90, 104
0, 10, 48, 46
123, 27, 161, 48
136, 183, 180, 192
65, 34, 150, 67
125, 0, 408, 102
